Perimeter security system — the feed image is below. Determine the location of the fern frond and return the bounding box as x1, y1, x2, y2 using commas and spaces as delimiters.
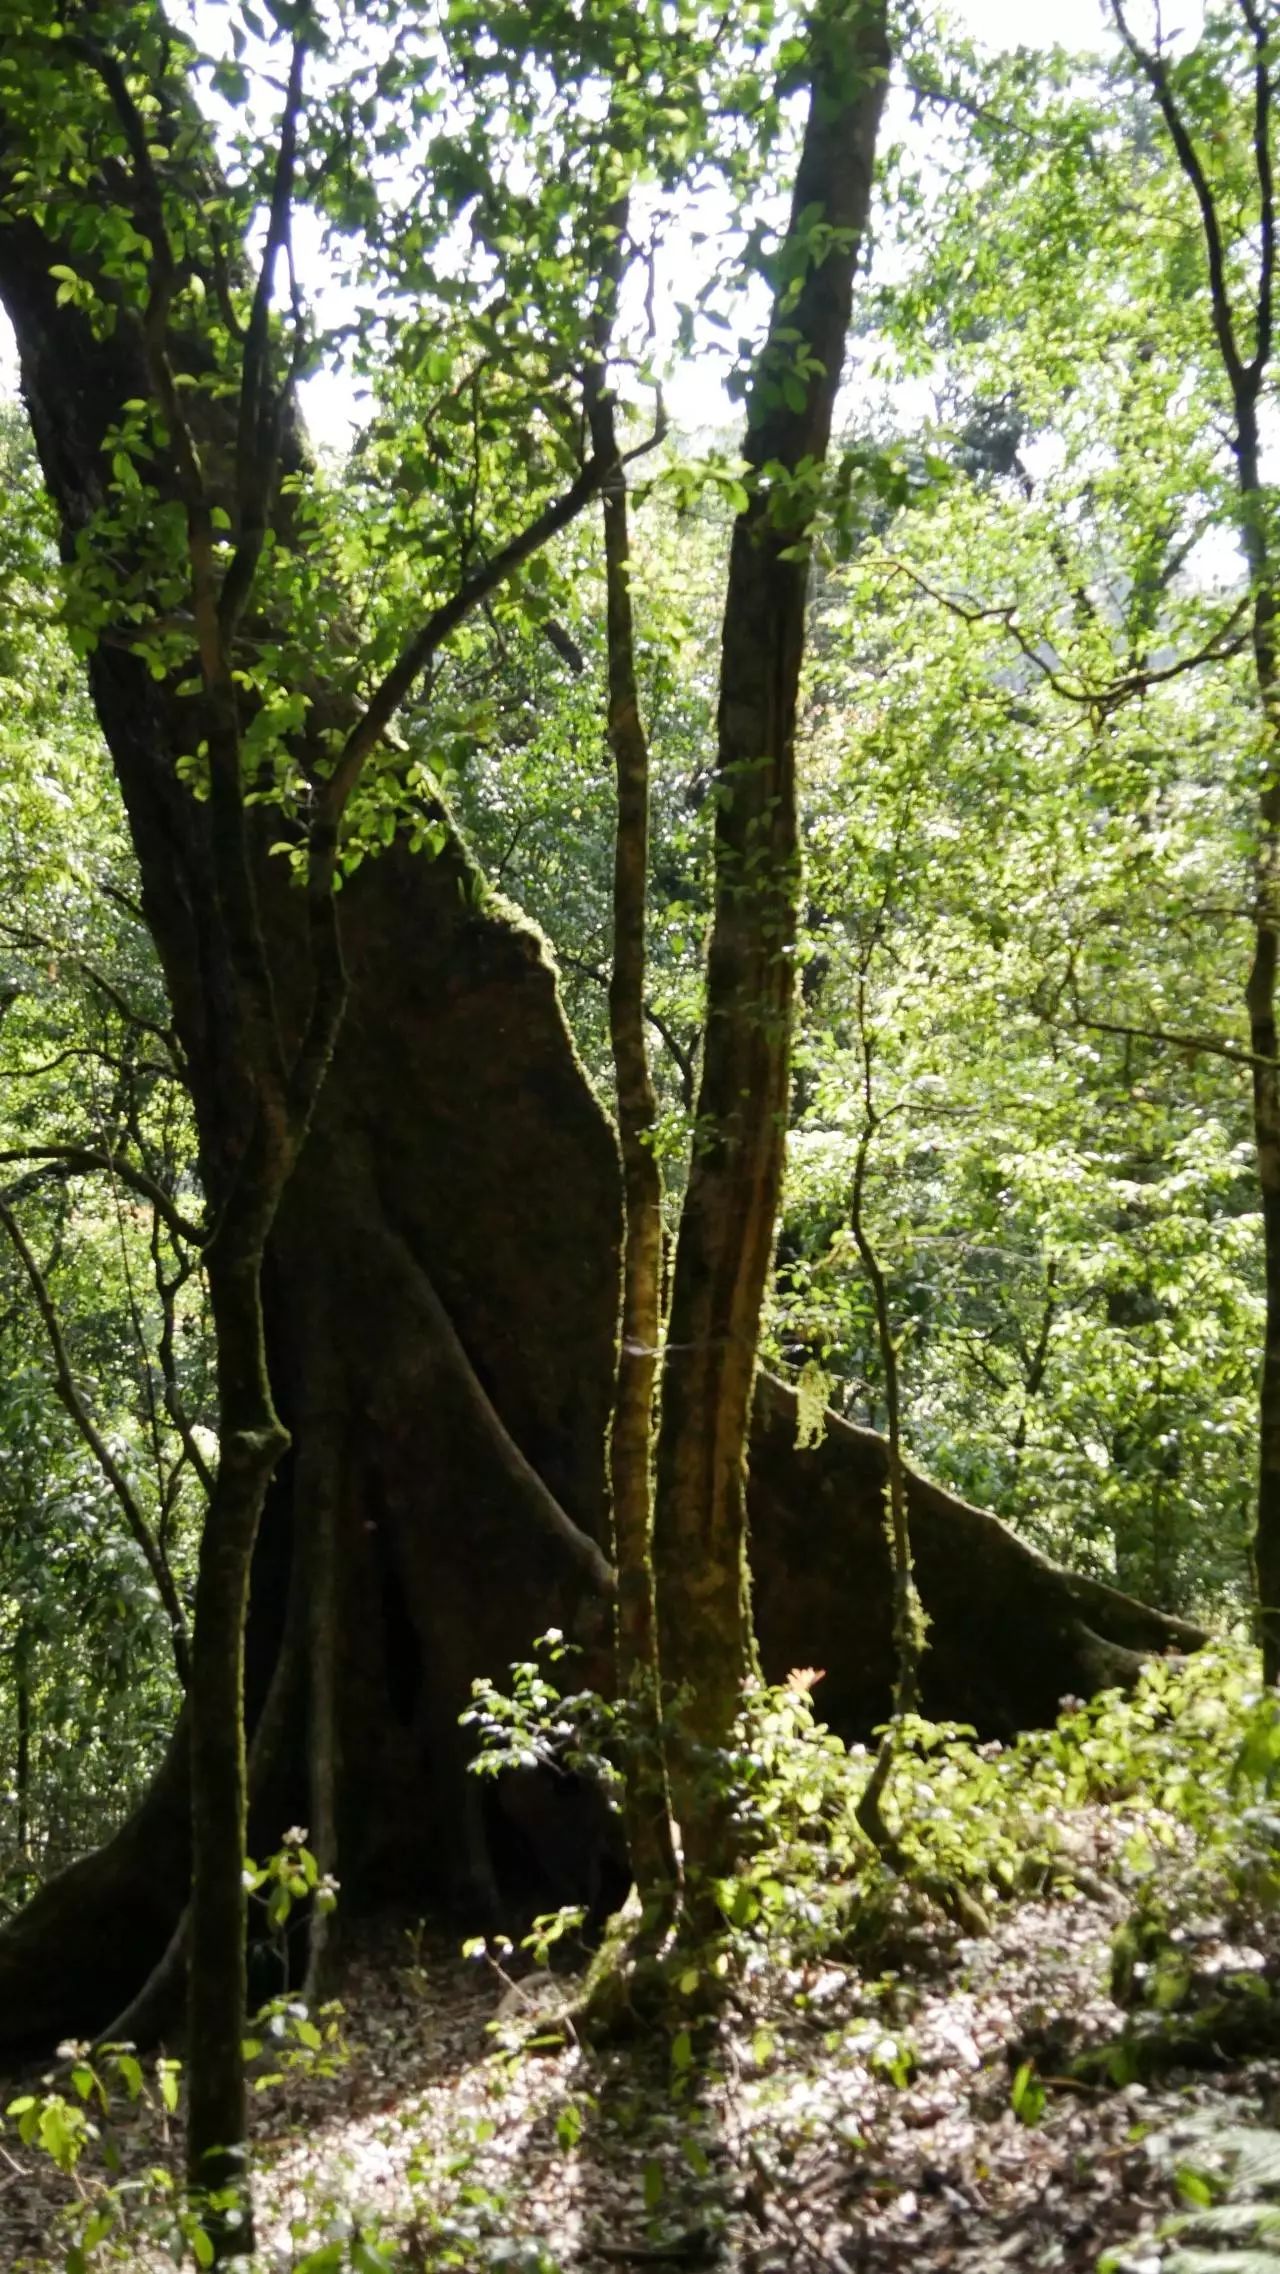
1170, 2205, 1280, 2241
1219, 2130, 1280, 2193
1165, 2250, 1280, 2274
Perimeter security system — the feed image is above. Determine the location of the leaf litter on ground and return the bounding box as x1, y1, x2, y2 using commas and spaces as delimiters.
2, 1646, 1279, 2273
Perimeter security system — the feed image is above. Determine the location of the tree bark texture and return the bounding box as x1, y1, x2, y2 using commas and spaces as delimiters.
653, 0, 889, 1882
597, 608, 679, 1885
186, 1241, 290, 2227
585, 339, 680, 1914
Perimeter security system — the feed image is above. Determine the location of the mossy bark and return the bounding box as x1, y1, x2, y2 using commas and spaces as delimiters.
652, 0, 889, 1898
187, 1238, 291, 2239
586, 346, 680, 1922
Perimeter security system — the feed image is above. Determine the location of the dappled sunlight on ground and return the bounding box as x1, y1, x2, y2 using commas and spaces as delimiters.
4, 1845, 1276, 2273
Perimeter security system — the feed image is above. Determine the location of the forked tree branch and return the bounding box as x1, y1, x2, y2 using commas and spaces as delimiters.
1112, 0, 1249, 396
0, 1145, 204, 1245
882, 555, 1250, 709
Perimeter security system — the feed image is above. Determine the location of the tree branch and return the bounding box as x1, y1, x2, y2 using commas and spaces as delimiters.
313, 452, 613, 863
881, 555, 1250, 710
1239, 0, 1275, 383
1051, 1004, 1268, 1073
1112, 0, 1249, 396
218, 16, 309, 640
0, 1146, 204, 1245
559, 953, 698, 1114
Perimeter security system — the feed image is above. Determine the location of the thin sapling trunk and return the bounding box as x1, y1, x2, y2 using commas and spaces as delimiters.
847, 1001, 920, 1861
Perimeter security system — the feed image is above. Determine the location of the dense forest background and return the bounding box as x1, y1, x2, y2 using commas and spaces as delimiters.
0, 0, 1264, 1902
0, 0, 1277, 2264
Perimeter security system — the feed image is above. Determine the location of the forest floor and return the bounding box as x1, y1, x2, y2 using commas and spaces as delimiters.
0, 1830, 1272, 2274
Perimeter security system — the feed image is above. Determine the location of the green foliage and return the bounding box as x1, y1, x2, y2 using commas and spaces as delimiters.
466, 1636, 1280, 1999
400, 0, 1271, 1632
0, 12, 1274, 2241
1, 1833, 348, 2268
245, 1825, 340, 1934
1107, 2120, 1280, 2274
2, 2038, 198, 2269
0, 0, 1266, 1948
404, 2105, 567, 2272
463, 1630, 619, 1792
1009, 2059, 1046, 2127
0, 417, 208, 1911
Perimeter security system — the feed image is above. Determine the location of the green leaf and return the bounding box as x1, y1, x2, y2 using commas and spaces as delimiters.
1011, 2061, 1046, 2126
351, 2244, 396, 2274
556, 2101, 584, 2151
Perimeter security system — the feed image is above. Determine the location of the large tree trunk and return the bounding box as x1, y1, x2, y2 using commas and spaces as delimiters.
0, 95, 1202, 2063
0, 863, 1203, 2046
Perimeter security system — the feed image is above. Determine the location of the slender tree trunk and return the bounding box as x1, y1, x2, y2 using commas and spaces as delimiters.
1242, 497, 1280, 1679
848, 1009, 919, 1858
186, 1215, 291, 2247
586, 359, 680, 1920
652, 0, 889, 1901
300, 1303, 343, 2003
